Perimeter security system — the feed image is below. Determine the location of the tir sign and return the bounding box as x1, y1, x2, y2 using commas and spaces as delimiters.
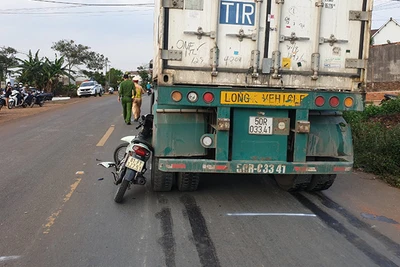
220, 1, 256, 26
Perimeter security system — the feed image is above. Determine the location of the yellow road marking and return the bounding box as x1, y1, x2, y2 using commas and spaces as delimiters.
96, 125, 115, 147
43, 178, 82, 234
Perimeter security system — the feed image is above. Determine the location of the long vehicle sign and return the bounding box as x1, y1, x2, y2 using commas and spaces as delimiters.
220, 91, 309, 106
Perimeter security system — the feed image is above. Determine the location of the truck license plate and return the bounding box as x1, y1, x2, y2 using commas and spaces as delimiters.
125, 156, 145, 172
248, 117, 273, 135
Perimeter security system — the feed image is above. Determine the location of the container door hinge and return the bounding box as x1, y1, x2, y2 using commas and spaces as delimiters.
251, 50, 260, 77
226, 29, 256, 42
349, 11, 370, 21
320, 34, 348, 46
184, 27, 216, 40
280, 32, 310, 44
210, 47, 219, 77
345, 59, 367, 69
161, 50, 182, 61
162, 0, 184, 9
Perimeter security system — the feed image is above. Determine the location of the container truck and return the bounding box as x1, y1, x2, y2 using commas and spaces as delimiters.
150, 0, 373, 192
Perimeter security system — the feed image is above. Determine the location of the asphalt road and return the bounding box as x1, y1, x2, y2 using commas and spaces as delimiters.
0, 95, 399, 267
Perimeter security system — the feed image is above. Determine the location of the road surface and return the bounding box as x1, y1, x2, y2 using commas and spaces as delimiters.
0, 95, 399, 267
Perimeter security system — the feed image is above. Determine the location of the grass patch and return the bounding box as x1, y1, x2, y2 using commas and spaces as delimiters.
344, 99, 400, 188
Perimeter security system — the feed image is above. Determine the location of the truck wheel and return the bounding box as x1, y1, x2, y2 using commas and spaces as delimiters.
177, 172, 200, 191
114, 179, 129, 203
306, 174, 336, 191
274, 174, 312, 192
151, 157, 174, 192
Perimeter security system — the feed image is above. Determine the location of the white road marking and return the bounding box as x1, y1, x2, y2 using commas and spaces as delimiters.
0, 256, 21, 262
226, 213, 317, 217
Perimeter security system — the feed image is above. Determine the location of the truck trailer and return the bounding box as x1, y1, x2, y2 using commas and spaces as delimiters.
150, 0, 373, 192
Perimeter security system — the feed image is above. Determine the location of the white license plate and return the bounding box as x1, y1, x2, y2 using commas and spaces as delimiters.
125, 156, 145, 172
248, 117, 273, 135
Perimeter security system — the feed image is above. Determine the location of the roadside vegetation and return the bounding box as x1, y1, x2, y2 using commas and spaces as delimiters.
344, 99, 400, 188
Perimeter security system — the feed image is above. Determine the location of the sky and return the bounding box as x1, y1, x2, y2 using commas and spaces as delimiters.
0, 0, 399, 73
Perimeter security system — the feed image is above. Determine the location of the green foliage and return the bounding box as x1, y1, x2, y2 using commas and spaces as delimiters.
81, 70, 105, 86
137, 65, 151, 89
0, 46, 18, 80
344, 99, 400, 188
106, 68, 123, 89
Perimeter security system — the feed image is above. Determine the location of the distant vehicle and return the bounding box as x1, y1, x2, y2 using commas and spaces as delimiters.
108, 87, 114, 94
77, 81, 102, 97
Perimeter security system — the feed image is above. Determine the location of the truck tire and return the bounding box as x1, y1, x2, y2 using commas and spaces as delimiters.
306, 174, 336, 191
274, 174, 312, 192
151, 157, 174, 192
114, 179, 129, 203
177, 172, 200, 191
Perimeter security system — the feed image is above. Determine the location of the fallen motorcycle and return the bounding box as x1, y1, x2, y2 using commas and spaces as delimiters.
98, 114, 154, 203
380, 94, 398, 105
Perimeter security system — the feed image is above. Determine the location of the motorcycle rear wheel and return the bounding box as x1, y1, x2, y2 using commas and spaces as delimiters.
8, 102, 13, 109
114, 179, 129, 203
30, 97, 36, 108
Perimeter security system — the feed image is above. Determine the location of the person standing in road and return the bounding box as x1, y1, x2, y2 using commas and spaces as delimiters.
118, 74, 136, 125
4, 82, 12, 107
132, 77, 146, 122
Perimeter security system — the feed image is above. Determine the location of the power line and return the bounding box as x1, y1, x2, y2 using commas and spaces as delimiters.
30, 0, 154, 7
0, 9, 153, 15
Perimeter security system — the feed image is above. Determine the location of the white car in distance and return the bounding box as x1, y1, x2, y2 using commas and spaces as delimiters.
77, 81, 102, 97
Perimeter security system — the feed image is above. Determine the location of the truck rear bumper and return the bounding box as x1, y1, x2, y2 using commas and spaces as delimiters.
158, 159, 352, 175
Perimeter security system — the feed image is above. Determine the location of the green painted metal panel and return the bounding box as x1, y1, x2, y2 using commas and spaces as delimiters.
216, 107, 230, 161
157, 86, 364, 111
231, 108, 288, 161
293, 109, 309, 162
152, 103, 207, 157
307, 113, 353, 161
158, 158, 353, 174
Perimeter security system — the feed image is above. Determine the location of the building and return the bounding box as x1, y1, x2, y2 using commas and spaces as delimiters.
371, 18, 400, 45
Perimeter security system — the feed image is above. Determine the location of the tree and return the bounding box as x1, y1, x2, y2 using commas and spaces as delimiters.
137, 65, 152, 89
0, 46, 18, 82
81, 70, 105, 86
51, 40, 90, 83
16, 50, 45, 88
51, 40, 106, 82
106, 68, 123, 89
43, 56, 75, 92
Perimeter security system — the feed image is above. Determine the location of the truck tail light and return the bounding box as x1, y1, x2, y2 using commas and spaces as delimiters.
133, 145, 149, 157
171, 91, 182, 102
329, 96, 340, 107
344, 97, 354, 108
315, 96, 325, 107
203, 92, 214, 103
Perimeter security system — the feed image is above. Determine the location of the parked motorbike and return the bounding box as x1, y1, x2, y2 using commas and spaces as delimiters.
98, 114, 154, 203
0, 94, 5, 111
25, 92, 45, 107
380, 94, 398, 105
8, 89, 28, 109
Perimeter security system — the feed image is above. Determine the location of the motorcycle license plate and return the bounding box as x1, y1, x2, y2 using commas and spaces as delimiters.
125, 156, 145, 172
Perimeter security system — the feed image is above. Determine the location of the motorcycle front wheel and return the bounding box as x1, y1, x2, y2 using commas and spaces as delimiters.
8, 102, 13, 109
113, 143, 128, 165
114, 179, 129, 203
30, 97, 36, 108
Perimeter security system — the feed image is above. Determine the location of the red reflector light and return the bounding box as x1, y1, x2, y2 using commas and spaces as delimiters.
315, 96, 325, 107
333, 166, 346, 172
329, 96, 340, 107
203, 92, 214, 103
133, 145, 148, 157
216, 165, 228, 171
171, 163, 186, 169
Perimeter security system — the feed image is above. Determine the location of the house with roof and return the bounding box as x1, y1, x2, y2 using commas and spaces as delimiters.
371, 17, 400, 45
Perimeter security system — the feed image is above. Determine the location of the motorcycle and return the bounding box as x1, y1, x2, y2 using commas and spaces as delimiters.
380, 94, 398, 105
25, 92, 45, 107
98, 114, 154, 203
0, 94, 5, 111
8, 89, 28, 109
